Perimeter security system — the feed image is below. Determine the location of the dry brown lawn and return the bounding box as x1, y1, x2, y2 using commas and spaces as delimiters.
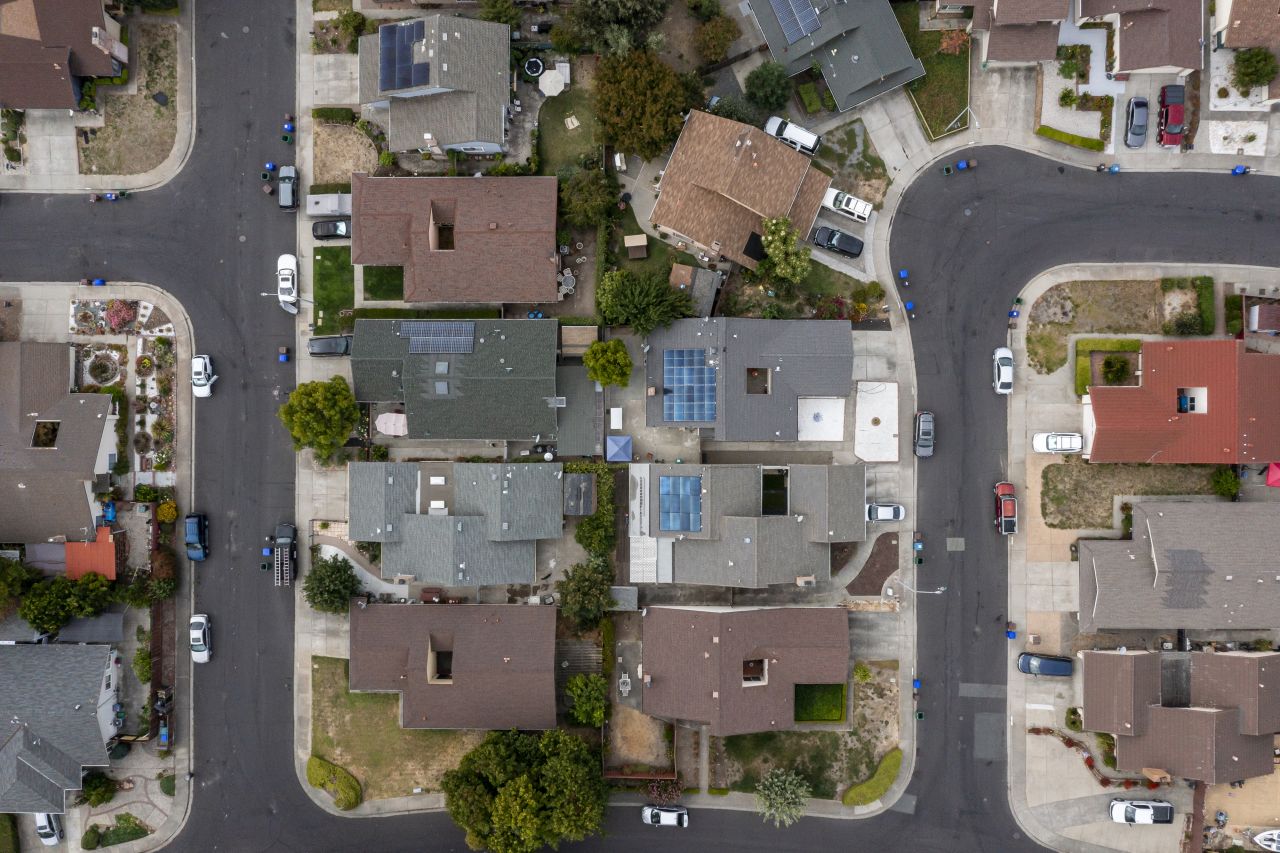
80, 22, 178, 175
607, 705, 672, 769
1025, 279, 1164, 374
814, 121, 891, 207
657, 2, 702, 73
1039, 455, 1221, 529
312, 123, 378, 184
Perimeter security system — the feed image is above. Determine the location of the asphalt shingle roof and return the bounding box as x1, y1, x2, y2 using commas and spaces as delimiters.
1080, 0, 1201, 72
0, 0, 119, 110
347, 462, 420, 542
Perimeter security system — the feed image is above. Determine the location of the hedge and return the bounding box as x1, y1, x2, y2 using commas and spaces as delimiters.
1195, 277, 1215, 334
307, 756, 362, 810
1073, 337, 1142, 396
1035, 125, 1105, 151
796, 82, 821, 114
1225, 294, 1244, 335
0, 813, 16, 853
842, 747, 902, 806
312, 107, 355, 123
309, 182, 351, 195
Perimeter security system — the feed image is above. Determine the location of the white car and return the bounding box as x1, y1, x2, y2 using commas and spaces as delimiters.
1031, 432, 1084, 454
992, 346, 1014, 395
1109, 799, 1174, 825
190, 355, 217, 398
822, 188, 872, 223
641, 805, 688, 827
34, 813, 63, 846
866, 503, 906, 522
189, 614, 211, 664
277, 253, 299, 315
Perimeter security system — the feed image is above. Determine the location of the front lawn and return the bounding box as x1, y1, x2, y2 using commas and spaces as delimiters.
311, 656, 486, 800
538, 85, 598, 177
1040, 456, 1225, 529
312, 247, 354, 335
795, 683, 847, 722
363, 266, 404, 301
894, 2, 970, 137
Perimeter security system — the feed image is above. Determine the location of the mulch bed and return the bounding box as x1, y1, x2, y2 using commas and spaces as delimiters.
845, 532, 900, 596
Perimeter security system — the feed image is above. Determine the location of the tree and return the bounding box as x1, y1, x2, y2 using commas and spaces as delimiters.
479, 0, 522, 28
1211, 466, 1241, 499
695, 15, 741, 63
77, 772, 117, 807
19, 578, 72, 634
595, 270, 693, 336
688, 0, 722, 22
488, 775, 542, 853
557, 555, 615, 632
0, 556, 41, 603
758, 217, 811, 288
1101, 354, 1130, 385
708, 94, 762, 127
582, 339, 633, 387
1232, 47, 1279, 94
302, 553, 362, 614
755, 768, 809, 828
560, 168, 618, 228
278, 376, 360, 461
68, 572, 114, 618
595, 51, 700, 160
565, 0, 670, 54
745, 61, 792, 111
565, 673, 609, 727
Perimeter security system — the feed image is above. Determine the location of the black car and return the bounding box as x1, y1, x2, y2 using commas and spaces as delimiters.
1016, 652, 1073, 677
307, 335, 353, 357
811, 225, 864, 258
312, 218, 351, 240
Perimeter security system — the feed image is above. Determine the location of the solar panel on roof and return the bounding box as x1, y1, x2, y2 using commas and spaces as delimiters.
403, 321, 475, 354
380, 20, 430, 92
378, 24, 397, 91
769, 0, 820, 44
662, 349, 717, 423
659, 476, 703, 532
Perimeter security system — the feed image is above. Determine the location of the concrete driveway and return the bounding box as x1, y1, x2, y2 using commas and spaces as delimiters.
22, 109, 80, 176
312, 55, 359, 106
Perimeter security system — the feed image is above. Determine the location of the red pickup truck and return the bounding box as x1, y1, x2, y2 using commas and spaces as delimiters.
995, 482, 1018, 535
1157, 85, 1186, 148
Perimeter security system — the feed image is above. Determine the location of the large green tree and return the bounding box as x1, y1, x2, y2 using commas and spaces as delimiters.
565, 673, 609, 727
560, 168, 618, 228
595, 51, 701, 160
745, 61, 792, 111
18, 573, 114, 635
479, 0, 522, 28
758, 217, 811, 290
582, 339, 633, 387
302, 553, 362, 614
755, 767, 809, 827
278, 376, 360, 462
0, 557, 41, 603
695, 14, 741, 63
565, 0, 670, 54
595, 269, 693, 336
557, 555, 615, 632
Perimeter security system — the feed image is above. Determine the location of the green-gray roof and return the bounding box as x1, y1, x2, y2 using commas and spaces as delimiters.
554, 364, 602, 457
347, 462, 420, 543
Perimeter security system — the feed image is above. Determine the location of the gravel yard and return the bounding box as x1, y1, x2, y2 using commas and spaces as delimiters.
80, 23, 178, 176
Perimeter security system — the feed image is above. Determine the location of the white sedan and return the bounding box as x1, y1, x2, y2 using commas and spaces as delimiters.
866, 503, 906, 522
277, 253, 299, 314
189, 614, 211, 664
1032, 432, 1084, 454
190, 355, 217, 398
993, 346, 1014, 395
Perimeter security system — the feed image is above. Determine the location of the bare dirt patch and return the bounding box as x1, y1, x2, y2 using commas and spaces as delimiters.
657, 2, 702, 73
607, 706, 672, 769
1040, 455, 1222, 529
814, 120, 891, 207
312, 123, 378, 184
845, 533, 900, 596
80, 23, 178, 176
0, 298, 20, 341
1025, 279, 1164, 373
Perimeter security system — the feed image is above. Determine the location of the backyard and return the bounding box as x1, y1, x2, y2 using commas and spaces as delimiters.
812, 120, 891, 208
312, 247, 354, 335
1040, 456, 1226, 529
893, 2, 970, 138
311, 657, 485, 800
538, 83, 598, 177
609, 204, 700, 280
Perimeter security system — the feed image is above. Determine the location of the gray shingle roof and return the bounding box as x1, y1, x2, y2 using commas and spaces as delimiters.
381, 514, 537, 586
453, 463, 564, 541
554, 364, 602, 458
0, 645, 112, 813
347, 462, 420, 542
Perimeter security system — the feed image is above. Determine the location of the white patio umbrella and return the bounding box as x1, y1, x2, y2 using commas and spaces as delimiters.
538, 68, 565, 97
374, 412, 408, 436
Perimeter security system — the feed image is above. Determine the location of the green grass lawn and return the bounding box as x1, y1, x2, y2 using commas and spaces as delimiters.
794, 683, 847, 722
538, 85, 598, 176
611, 204, 700, 279
363, 265, 404, 301
842, 747, 901, 806
312, 247, 354, 335
798, 263, 884, 304
894, 1, 970, 137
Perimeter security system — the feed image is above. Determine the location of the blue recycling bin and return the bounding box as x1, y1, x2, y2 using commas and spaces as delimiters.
92, 278, 106, 286
957, 160, 969, 170
898, 269, 909, 280
904, 300, 915, 311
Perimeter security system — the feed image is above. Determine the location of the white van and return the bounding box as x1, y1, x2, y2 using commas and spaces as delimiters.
822, 188, 873, 223
764, 116, 821, 155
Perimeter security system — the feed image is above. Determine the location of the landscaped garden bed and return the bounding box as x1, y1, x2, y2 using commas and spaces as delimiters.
1040, 455, 1226, 529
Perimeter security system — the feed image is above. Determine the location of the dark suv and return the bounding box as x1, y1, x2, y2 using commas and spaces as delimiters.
184, 513, 209, 561
1157, 85, 1185, 148
811, 226, 864, 259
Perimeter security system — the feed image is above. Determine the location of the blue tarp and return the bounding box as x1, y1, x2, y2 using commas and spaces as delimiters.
605, 434, 633, 462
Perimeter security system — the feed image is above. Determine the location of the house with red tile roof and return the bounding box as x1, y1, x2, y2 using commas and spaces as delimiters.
64, 526, 121, 581
1082, 339, 1280, 464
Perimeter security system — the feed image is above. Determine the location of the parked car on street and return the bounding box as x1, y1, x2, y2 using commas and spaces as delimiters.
994, 482, 1017, 534
184, 513, 209, 561
312, 218, 351, 240
307, 335, 353, 357
914, 411, 935, 458
277, 165, 298, 211
811, 225, 864, 258
867, 503, 906, 522
189, 614, 211, 664
1157, 85, 1186, 148
822, 188, 872, 223
34, 813, 64, 846
277, 253, 299, 314
992, 346, 1014, 394
190, 354, 217, 398
764, 116, 821, 155
641, 805, 688, 827
1016, 652, 1073, 677
1109, 799, 1175, 825
1125, 97, 1149, 148
1031, 432, 1084, 454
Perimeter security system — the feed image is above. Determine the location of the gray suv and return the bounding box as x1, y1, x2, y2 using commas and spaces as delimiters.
1124, 97, 1148, 148
277, 165, 298, 211
914, 411, 935, 458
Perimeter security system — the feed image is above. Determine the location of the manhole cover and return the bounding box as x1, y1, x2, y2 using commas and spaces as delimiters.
963, 208, 972, 216
152, 91, 169, 106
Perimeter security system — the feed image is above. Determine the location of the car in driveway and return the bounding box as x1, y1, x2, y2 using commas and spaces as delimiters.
811, 225, 864, 258
992, 346, 1014, 394
1157, 85, 1185, 148
189, 614, 211, 664
277, 253, 299, 314
822, 188, 872, 223
1031, 432, 1083, 454
190, 354, 217, 398
34, 813, 64, 846
994, 482, 1017, 534
914, 411, 935, 458
641, 805, 688, 827
1109, 799, 1174, 825
307, 335, 352, 357
764, 116, 821, 155
1016, 652, 1073, 677
1125, 97, 1149, 148
867, 502, 906, 522
184, 513, 209, 561
312, 218, 351, 241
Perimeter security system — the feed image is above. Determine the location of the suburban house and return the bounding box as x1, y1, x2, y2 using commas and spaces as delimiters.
1077, 502, 1280, 634
0, 644, 121, 813
970, 0, 1070, 63
626, 463, 866, 586
745, 0, 924, 111
348, 602, 556, 730
1082, 650, 1280, 783
347, 461, 565, 586
0, 342, 119, 545
0, 608, 125, 644
357, 14, 510, 156
0, 0, 128, 110
1211, 0, 1280, 103
1082, 340, 1280, 464
350, 173, 559, 304
643, 318, 854, 442
641, 606, 850, 736
1078, 0, 1202, 75
650, 111, 831, 271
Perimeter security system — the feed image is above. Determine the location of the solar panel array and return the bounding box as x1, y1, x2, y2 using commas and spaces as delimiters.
663, 349, 717, 423
378, 20, 430, 92
659, 476, 703, 532
769, 0, 821, 44
403, 321, 475, 354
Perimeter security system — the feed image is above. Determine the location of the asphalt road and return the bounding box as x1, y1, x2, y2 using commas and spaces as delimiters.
3, 2, 1280, 845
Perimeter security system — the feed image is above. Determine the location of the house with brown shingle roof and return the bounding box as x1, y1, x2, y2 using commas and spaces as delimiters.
1082, 650, 1280, 783
640, 607, 850, 736
970, 0, 1070, 63
348, 602, 556, 730
650, 111, 829, 271
1082, 339, 1280, 464
1079, 0, 1202, 75
0, 0, 128, 110
350, 173, 560, 304
1212, 0, 1280, 102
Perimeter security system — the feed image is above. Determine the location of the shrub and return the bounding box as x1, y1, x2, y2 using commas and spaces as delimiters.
156, 500, 178, 524
1035, 125, 1105, 151
0, 813, 15, 853
132, 647, 152, 685
1232, 47, 1279, 94
1165, 312, 1203, 336
309, 182, 351, 194
105, 300, 136, 332
148, 577, 177, 602
3, 145, 19, 163
1217, 86, 1229, 98
938, 29, 969, 55
695, 14, 740, 63
648, 776, 683, 805
583, 339, 633, 387
566, 673, 609, 727
745, 61, 791, 111
796, 82, 821, 114
159, 774, 175, 796
81, 825, 101, 850
755, 768, 809, 827
842, 747, 902, 806
1211, 466, 1240, 498
1101, 354, 1130, 384
311, 107, 355, 123
378, 150, 395, 168
1225, 294, 1244, 335
1058, 88, 1077, 108
1195, 276, 1215, 333
821, 88, 837, 111
1065, 707, 1083, 732
133, 484, 161, 503
688, 0, 722, 22
78, 771, 117, 807
1096, 732, 1117, 769
303, 553, 362, 614
307, 756, 362, 809
853, 662, 872, 683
